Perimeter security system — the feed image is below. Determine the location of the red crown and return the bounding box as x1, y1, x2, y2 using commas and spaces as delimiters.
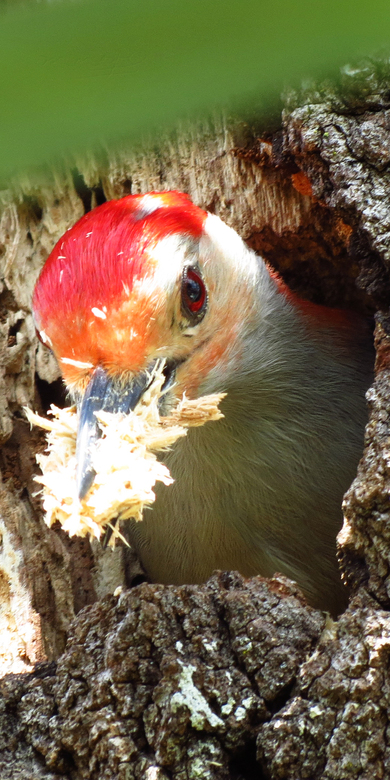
33, 191, 207, 332
32, 192, 207, 383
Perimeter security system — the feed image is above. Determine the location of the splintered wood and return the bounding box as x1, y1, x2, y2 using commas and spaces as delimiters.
26, 369, 225, 545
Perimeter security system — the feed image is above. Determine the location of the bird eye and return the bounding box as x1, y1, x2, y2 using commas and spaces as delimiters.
181, 267, 207, 321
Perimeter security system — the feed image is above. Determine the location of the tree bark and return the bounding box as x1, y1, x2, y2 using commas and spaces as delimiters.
1, 59, 390, 778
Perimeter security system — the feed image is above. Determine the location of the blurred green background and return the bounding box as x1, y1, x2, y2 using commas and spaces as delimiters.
0, 0, 389, 179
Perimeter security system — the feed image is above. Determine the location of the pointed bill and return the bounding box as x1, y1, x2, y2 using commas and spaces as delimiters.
76, 365, 156, 500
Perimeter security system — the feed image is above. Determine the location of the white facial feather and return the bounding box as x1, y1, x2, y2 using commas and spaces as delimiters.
202, 213, 260, 287
145, 234, 196, 296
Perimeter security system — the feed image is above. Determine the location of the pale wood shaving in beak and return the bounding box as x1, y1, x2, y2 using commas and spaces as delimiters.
25, 367, 225, 546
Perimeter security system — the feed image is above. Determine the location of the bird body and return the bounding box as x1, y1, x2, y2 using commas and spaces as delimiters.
33, 191, 374, 613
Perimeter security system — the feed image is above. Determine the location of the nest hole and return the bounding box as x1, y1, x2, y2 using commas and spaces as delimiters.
35, 375, 68, 414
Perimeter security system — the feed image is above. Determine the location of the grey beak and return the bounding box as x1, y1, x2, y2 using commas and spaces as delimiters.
76, 365, 154, 500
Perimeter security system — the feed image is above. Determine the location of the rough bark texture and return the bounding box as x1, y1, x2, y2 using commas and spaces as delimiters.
1, 58, 390, 777
0, 573, 324, 779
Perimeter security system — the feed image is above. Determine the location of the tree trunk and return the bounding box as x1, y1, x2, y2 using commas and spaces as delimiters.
1, 59, 390, 778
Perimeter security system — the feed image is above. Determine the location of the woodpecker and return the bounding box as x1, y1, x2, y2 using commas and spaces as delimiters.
32, 191, 374, 614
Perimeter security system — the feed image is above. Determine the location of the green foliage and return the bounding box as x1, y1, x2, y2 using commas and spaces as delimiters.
0, 0, 389, 177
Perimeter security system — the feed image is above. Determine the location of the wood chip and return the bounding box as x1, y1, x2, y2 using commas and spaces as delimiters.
25, 366, 225, 546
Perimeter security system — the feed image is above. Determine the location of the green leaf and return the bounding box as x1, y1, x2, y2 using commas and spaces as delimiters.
0, 0, 389, 176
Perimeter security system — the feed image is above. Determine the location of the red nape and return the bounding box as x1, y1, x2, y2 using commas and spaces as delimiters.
268, 265, 365, 334
33, 191, 207, 334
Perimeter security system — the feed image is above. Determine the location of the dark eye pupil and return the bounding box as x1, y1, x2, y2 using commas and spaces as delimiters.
182, 267, 206, 318
186, 278, 202, 302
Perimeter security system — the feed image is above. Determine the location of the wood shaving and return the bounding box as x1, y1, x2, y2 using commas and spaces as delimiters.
25, 367, 225, 546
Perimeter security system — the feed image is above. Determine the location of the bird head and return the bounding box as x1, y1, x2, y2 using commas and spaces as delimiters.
33, 191, 261, 498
